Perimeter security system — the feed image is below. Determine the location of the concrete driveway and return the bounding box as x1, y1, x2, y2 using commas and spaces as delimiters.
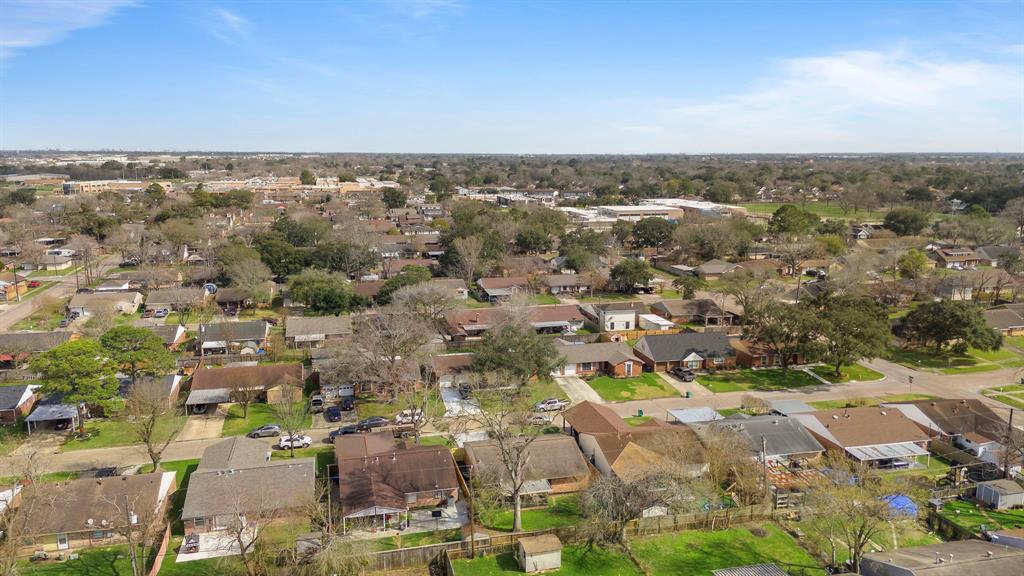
178, 412, 226, 441
554, 375, 604, 405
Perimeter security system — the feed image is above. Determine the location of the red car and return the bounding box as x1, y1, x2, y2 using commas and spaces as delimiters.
27, 281, 41, 288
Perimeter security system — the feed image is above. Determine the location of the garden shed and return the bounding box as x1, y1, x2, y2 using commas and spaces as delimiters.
517, 534, 562, 573
976, 479, 1024, 510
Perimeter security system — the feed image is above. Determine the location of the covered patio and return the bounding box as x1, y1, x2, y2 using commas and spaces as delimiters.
846, 442, 931, 470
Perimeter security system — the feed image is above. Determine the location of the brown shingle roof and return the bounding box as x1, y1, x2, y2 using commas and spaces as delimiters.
465, 435, 590, 485
190, 363, 304, 391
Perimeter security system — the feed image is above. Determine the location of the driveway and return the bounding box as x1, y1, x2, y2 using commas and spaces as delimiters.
178, 412, 226, 441
554, 375, 604, 405
440, 385, 481, 417
658, 372, 714, 399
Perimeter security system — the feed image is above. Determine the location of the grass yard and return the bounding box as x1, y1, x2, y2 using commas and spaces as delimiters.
981, 385, 1024, 410
452, 545, 641, 576
28, 266, 81, 277
883, 454, 953, 478
624, 415, 652, 426
484, 495, 583, 532
220, 402, 311, 438
271, 444, 336, 476
11, 306, 66, 331
371, 528, 463, 550
524, 378, 567, 405
577, 292, 640, 303
62, 416, 182, 451
740, 202, 886, 220
356, 390, 444, 420
939, 499, 1024, 534
886, 346, 1024, 375
796, 519, 941, 566
1004, 335, 1024, 350
157, 537, 245, 575
0, 470, 79, 485
531, 294, 561, 305
587, 373, 678, 402
697, 368, 821, 393
139, 458, 200, 535
809, 364, 885, 383
20, 545, 143, 576
418, 435, 455, 448
807, 393, 937, 410
0, 425, 27, 456
631, 524, 825, 576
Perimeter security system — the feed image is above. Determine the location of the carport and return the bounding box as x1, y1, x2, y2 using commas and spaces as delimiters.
845, 442, 930, 469
25, 403, 78, 434
185, 388, 231, 415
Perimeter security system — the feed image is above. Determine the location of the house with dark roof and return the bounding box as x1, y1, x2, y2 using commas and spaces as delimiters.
476, 276, 530, 302
181, 437, 314, 533
442, 305, 585, 343
145, 324, 188, 350
731, 340, 804, 368
185, 363, 305, 413
0, 383, 38, 425
285, 315, 353, 348
633, 332, 736, 372
541, 274, 591, 295
465, 435, 592, 499
0, 331, 75, 368
553, 342, 642, 378
791, 407, 931, 468
143, 287, 209, 312
860, 540, 1024, 576
650, 299, 739, 327
696, 415, 824, 462
16, 471, 176, 555
695, 259, 740, 280
334, 432, 459, 529
196, 320, 269, 355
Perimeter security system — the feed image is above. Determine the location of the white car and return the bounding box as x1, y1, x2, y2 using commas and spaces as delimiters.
394, 409, 424, 425
528, 413, 553, 426
278, 434, 312, 449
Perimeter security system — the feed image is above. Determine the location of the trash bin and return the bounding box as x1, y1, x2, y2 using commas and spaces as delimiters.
685, 391, 692, 398
637, 409, 644, 417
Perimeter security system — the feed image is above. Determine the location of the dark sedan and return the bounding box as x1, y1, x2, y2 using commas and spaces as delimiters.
356, 416, 390, 431
329, 425, 359, 442
325, 405, 343, 423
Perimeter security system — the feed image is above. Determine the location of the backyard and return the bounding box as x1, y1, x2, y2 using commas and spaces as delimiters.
220, 402, 311, 438
939, 499, 1024, 534
452, 544, 642, 576
809, 364, 884, 383
484, 495, 583, 532
696, 368, 820, 393
794, 519, 942, 566
587, 373, 678, 401
139, 458, 200, 535
630, 524, 825, 576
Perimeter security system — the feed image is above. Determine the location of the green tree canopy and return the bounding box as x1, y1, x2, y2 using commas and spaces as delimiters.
382, 188, 407, 210
883, 207, 929, 236
472, 322, 562, 382
299, 169, 317, 185
631, 217, 676, 249
100, 326, 176, 387
288, 269, 356, 315
808, 295, 890, 377
377, 265, 432, 304
29, 339, 119, 434
768, 205, 820, 236
897, 300, 1002, 353
610, 259, 653, 292
514, 226, 553, 254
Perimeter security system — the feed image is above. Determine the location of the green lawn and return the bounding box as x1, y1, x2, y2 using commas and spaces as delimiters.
796, 519, 941, 566
355, 390, 444, 421
485, 495, 583, 532
810, 364, 884, 383
1004, 335, 1024, 350
883, 454, 953, 478
62, 416, 182, 451
740, 202, 886, 220
587, 373, 678, 402
631, 524, 825, 576
418, 435, 455, 448
982, 385, 1024, 410
0, 425, 27, 456
271, 444, 336, 476
697, 369, 821, 393
0, 470, 79, 485
20, 545, 141, 576
452, 545, 642, 576
808, 393, 937, 410
887, 346, 1024, 374
158, 537, 245, 575
624, 415, 652, 426
525, 378, 568, 405
531, 294, 562, 305
11, 306, 66, 331
139, 458, 200, 535
220, 402, 311, 438
28, 266, 81, 277
15, 281, 57, 301
577, 292, 640, 303
372, 528, 463, 550
940, 499, 1024, 534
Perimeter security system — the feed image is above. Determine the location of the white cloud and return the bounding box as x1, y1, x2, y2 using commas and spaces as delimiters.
655, 48, 1024, 152
0, 0, 136, 60
204, 8, 250, 45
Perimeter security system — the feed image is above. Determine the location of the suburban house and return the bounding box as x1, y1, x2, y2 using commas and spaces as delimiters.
977, 244, 1021, 267
552, 342, 642, 378
0, 331, 75, 369
0, 273, 27, 303
477, 276, 530, 302
884, 399, 1018, 473
541, 274, 591, 295
185, 363, 306, 414
429, 353, 475, 387
579, 301, 646, 332
334, 432, 460, 531
936, 276, 974, 301
214, 286, 274, 310
860, 540, 1024, 576
695, 415, 824, 463
633, 332, 736, 371
694, 259, 740, 280
21, 255, 74, 271
67, 291, 143, 316
464, 435, 592, 502
118, 269, 183, 290
442, 305, 585, 343
427, 278, 469, 299
143, 287, 209, 312
145, 324, 188, 350
352, 281, 385, 302
562, 401, 707, 480
984, 306, 1024, 336
120, 375, 183, 408
285, 315, 353, 349
650, 299, 739, 327
791, 407, 931, 468
16, 471, 176, 555
731, 340, 803, 368
196, 320, 270, 355
0, 383, 39, 424
182, 437, 315, 534
95, 279, 131, 292
931, 246, 983, 269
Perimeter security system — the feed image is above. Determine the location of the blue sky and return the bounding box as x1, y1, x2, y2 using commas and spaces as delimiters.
1, 0, 1022, 153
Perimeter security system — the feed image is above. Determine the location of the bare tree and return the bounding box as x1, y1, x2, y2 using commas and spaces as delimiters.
340, 312, 433, 401
229, 380, 262, 419
776, 242, 825, 303
296, 483, 374, 575
126, 378, 185, 470
452, 236, 484, 287
700, 425, 766, 506
224, 256, 273, 310
390, 282, 456, 336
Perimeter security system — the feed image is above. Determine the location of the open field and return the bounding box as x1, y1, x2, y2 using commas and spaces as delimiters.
587, 373, 678, 401
452, 545, 642, 576
697, 368, 820, 393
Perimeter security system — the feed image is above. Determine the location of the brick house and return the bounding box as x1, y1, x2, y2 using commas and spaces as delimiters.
632, 332, 736, 372
552, 342, 642, 378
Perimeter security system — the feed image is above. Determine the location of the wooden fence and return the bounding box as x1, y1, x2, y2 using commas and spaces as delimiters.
146, 527, 171, 576
598, 328, 682, 343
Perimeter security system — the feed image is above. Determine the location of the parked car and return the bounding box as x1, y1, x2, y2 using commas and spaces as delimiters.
325, 405, 343, 422
340, 397, 355, 411
669, 367, 696, 382
224, 307, 238, 317
119, 257, 140, 267
191, 404, 208, 415
69, 311, 80, 319
329, 426, 359, 442
356, 416, 390, 431
54, 419, 70, 431
529, 413, 553, 426
248, 424, 281, 438
534, 398, 569, 412
153, 308, 169, 319
310, 394, 325, 413
76, 288, 93, 294
142, 309, 156, 318
394, 409, 424, 425
278, 435, 313, 449
27, 280, 41, 288
264, 317, 279, 326
58, 318, 70, 328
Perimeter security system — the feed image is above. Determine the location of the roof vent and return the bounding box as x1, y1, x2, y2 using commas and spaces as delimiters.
100, 519, 109, 527
86, 518, 94, 526
880, 411, 887, 416
832, 415, 839, 420
986, 550, 993, 558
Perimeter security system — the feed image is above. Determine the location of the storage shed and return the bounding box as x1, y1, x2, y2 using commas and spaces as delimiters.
517, 534, 562, 573
976, 479, 1024, 510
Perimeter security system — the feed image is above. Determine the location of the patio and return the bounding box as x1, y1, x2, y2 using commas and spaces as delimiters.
175, 527, 257, 563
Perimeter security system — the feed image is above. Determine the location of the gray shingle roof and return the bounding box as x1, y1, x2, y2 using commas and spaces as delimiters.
197, 437, 272, 471
0, 331, 72, 353
0, 384, 34, 411
719, 415, 825, 458
285, 315, 353, 339
555, 342, 639, 365
182, 458, 315, 520
197, 320, 268, 343
634, 332, 734, 363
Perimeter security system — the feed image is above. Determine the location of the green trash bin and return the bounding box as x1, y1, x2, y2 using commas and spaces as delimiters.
685, 391, 692, 398
637, 409, 644, 417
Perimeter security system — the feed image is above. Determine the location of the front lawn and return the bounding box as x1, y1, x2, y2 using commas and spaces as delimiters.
62, 416, 182, 451
886, 346, 1023, 374
982, 385, 1024, 410
577, 292, 640, 303
939, 499, 1024, 535
452, 545, 642, 576
630, 524, 825, 576
220, 402, 311, 438
355, 390, 444, 420
0, 425, 26, 456
271, 444, 336, 476
531, 294, 561, 305
809, 364, 884, 383
484, 495, 583, 532
587, 373, 678, 402
697, 369, 820, 393
807, 393, 937, 410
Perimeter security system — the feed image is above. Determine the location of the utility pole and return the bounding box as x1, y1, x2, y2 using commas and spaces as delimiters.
761, 435, 769, 502
123, 495, 140, 576
1004, 408, 1015, 480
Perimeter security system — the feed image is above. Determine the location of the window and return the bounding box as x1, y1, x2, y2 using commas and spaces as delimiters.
406, 493, 417, 504
625, 362, 633, 376
713, 357, 724, 365
580, 362, 593, 371
759, 355, 768, 366
435, 490, 445, 499
624, 321, 630, 329
194, 518, 205, 528
609, 322, 615, 330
